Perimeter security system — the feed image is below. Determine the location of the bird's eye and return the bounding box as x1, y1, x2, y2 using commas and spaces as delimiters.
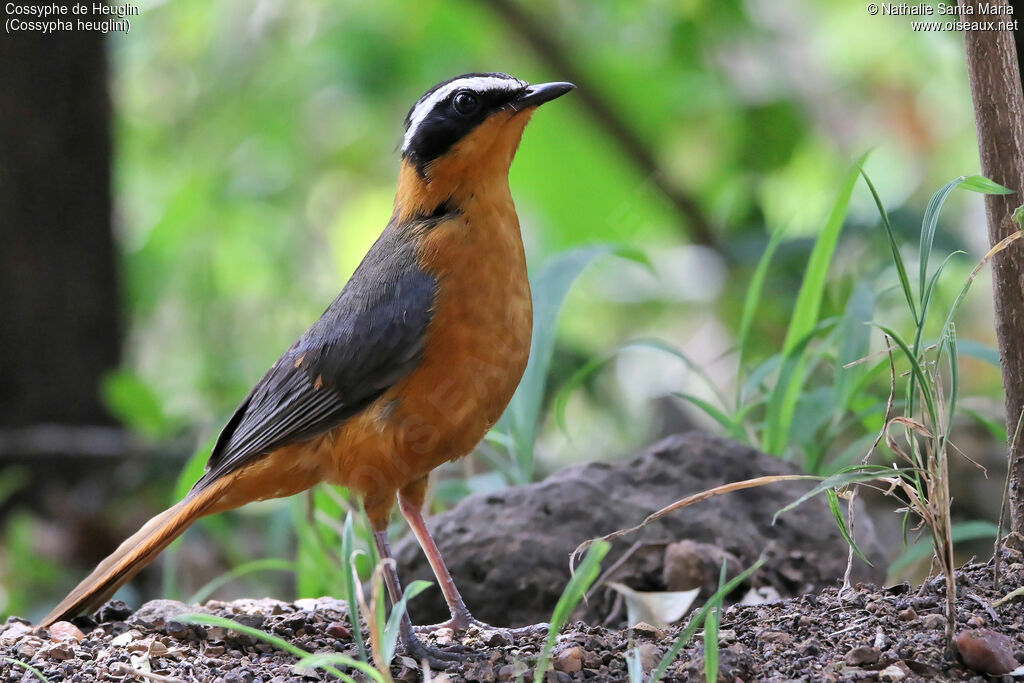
452, 91, 479, 116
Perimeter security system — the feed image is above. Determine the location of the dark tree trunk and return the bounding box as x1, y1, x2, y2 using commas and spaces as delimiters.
959, 0, 1024, 533
0, 10, 120, 429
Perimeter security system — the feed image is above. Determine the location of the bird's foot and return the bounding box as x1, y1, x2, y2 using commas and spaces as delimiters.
400, 631, 473, 670
414, 617, 549, 642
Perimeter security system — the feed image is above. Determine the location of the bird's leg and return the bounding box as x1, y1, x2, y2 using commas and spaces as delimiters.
398, 481, 546, 638
370, 527, 469, 667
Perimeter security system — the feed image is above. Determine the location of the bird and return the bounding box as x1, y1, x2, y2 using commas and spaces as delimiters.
42, 72, 574, 662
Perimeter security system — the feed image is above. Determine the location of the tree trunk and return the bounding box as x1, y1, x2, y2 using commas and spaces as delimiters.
959, 0, 1024, 533
0, 11, 120, 429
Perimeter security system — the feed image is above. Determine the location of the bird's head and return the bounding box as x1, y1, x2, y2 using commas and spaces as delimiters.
395, 73, 574, 216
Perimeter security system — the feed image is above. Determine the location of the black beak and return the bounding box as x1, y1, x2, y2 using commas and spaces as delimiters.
512, 81, 576, 110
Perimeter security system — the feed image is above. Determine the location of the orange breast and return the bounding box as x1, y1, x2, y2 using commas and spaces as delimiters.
319, 186, 532, 519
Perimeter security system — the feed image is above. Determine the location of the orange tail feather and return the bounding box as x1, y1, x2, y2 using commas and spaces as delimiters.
41, 477, 231, 627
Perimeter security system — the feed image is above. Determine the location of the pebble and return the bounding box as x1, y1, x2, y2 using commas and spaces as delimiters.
41, 642, 75, 660
954, 628, 1020, 675
636, 642, 661, 671
897, 607, 917, 621
325, 621, 351, 639
843, 645, 880, 666
553, 645, 583, 673
879, 661, 909, 680
919, 613, 946, 630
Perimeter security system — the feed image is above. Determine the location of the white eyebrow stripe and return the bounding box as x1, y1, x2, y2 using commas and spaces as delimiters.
402, 75, 526, 152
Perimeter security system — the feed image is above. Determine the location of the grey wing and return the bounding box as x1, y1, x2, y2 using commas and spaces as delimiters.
189, 223, 436, 495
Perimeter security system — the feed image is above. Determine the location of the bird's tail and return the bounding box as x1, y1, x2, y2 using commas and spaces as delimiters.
41, 477, 231, 627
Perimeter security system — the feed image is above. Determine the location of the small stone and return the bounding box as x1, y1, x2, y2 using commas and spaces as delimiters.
95, 600, 134, 623
0, 622, 32, 645
967, 615, 985, 628
325, 622, 351, 639
485, 629, 511, 647
16, 641, 38, 658
897, 608, 917, 622
127, 599, 190, 631
758, 630, 793, 645
879, 662, 909, 680
955, 628, 1020, 675
630, 621, 664, 639
48, 621, 85, 642
553, 645, 584, 673
164, 620, 191, 640
919, 614, 946, 630
663, 540, 741, 594
204, 644, 226, 657
111, 630, 143, 646
42, 642, 74, 660
844, 645, 880, 666
636, 642, 661, 671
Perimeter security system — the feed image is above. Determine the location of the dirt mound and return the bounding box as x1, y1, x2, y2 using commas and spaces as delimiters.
396, 432, 888, 627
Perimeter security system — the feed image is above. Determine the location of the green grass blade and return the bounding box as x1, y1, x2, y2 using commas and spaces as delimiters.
648, 558, 766, 683
784, 156, 862, 356
826, 488, 872, 566
737, 225, 786, 405
873, 324, 937, 425
187, 558, 295, 604
762, 319, 838, 456
2, 657, 48, 682
534, 540, 610, 683
341, 512, 368, 662
383, 580, 432, 665
889, 520, 998, 575
673, 393, 746, 441
959, 175, 1013, 194
946, 324, 959, 429
502, 246, 644, 482
703, 563, 726, 683
919, 178, 966, 302
772, 466, 893, 522
860, 169, 918, 322
180, 613, 382, 681
763, 155, 861, 455
553, 338, 730, 436
834, 282, 875, 416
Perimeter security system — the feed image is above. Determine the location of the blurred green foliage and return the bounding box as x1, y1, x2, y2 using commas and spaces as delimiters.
2, 0, 1012, 619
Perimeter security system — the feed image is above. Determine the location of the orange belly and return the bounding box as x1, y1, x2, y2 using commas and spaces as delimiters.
320, 188, 532, 522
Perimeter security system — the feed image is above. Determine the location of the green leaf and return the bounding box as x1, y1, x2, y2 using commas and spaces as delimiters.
673, 393, 747, 441
764, 156, 863, 455
501, 245, 640, 483
737, 225, 786, 394
762, 319, 837, 456
383, 579, 432, 665
826, 488, 872, 566
648, 558, 766, 683
772, 466, 893, 523
959, 175, 1014, 194
889, 520, 999, 575
341, 512, 367, 663
834, 282, 875, 413
180, 613, 381, 682
535, 540, 610, 682
860, 169, 918, 322
919, 178, 967, 302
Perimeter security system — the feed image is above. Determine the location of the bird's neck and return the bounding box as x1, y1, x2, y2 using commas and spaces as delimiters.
393, 111, 533, 223
393, 159, 512, 222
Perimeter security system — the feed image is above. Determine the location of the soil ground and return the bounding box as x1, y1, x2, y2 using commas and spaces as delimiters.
3, 555, 1024, 682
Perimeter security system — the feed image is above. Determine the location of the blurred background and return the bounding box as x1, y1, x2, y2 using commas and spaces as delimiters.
0, 0, 1011, 622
